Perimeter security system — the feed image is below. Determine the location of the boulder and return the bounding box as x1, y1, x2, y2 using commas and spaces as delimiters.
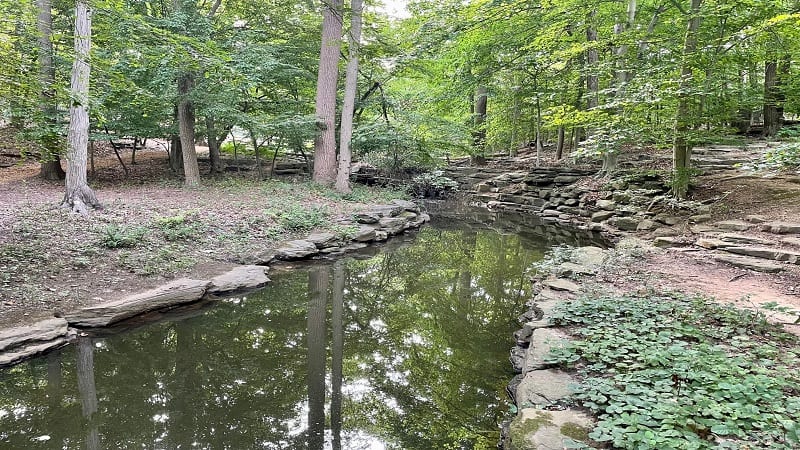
654, 237, 688, 248
571, 247, 606, 268
636, 219, 658, 231
1, 337, 70, 367
208, 265, 270, 294
610, 216, 640, 231
543, 278, 580, 293
276, 240, 319, 260
390, 199, 420, 213
652, 227, 679, 238
595, 199, 616, 211
590, 211, 615, 222
655, 214, 682, 226
524, 328, 569, 372
66, 279, 211, 327
306, 232, 340, 249
379, 216, 410, 235
781, 237, 800, 247
354, 212, 381, 224
352, 226, 377, 242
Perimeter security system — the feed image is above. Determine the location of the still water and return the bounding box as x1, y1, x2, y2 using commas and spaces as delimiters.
0, 212, 601, 449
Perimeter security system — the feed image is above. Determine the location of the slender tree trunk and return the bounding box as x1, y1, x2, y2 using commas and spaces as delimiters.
473, 85, 488, 151
36, 0, 65, 181
510, 83, 520, 156
205, 116, 224, 174
763, 57, 786, 138
312, 0, 344, 185
555, 126, 565, 160
335, 0, 363, 194
672, 0, 703, 199
177, 74, 200, 186
63, 0, 100, 215
586, 11, 599, 113
306, 266, 328, 450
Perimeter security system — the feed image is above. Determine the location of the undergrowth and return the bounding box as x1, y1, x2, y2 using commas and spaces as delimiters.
547, 293, 800, 449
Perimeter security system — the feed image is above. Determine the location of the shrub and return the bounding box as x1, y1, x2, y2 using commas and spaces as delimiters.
99, 225, 147, 249
267, 203, 330, 232
410, 170, 459, 198
155, 214, 202, 241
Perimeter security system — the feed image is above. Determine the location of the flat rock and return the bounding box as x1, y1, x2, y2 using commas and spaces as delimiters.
652, 227, 679, 238
716, 220, 752, 232
524, 328, 568, 372
591, 210, 615, 222
276, 240, 319, 260
556, 262, 595, 277
306, 232, 340, 248
390, 199, 420, 212
66, 279, 211, 327
723, 246, 800, 263
781, 237, 800, 247
0, 318, 69, 352
761, 221, 800, 235
719, 234, 775, 246
714, 254, 784, 273
655, 214, 682, 226
745, 215, 769, 224
208, 265, 270, 294
637, 219, 658, 231
354, 212, 381, 224
595, 199, 616, 211
0, 337, 70, 367
654, 237, 689, 248
571, 247, 606, 267
695, 238, 733, 250
508, 409, 593, 450
611, 216, 640, 231
515, 369, 574, 408
542, 278, 580, 293
379, 216, 409, 235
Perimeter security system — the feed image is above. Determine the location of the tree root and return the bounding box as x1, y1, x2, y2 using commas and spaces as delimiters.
62, 184, 102, 216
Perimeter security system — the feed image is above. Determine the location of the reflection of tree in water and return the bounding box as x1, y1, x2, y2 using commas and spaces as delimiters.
0, 225, 544, 449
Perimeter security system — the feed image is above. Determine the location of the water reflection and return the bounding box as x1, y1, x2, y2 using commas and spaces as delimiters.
0, 223, 563, 449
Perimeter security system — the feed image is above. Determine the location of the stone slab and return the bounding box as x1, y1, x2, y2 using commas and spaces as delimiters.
306, 232, 340, 248
65, 278, 211, 327
761, 221, 800, 235
723, 246, 800, 263
509, 409, 594, 450
719, 234, 775, 246
0, 318, 69, 352
352, 226, 377, 242
208, 265, 270, 294
714, 254, 784, 273
715, 220, 752, 232
524, 328, 568, 372
276, 240, 319, 260
543, 278, 580, 293
378, 216, 409, 235
515, 369, 574, 408
571, 246, 606, 267
0, 337, 70, 367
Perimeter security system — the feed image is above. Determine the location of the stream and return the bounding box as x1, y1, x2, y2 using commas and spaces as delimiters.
0, 208, 605, 449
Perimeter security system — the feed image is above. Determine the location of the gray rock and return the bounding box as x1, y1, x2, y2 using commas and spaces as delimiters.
714, 254, 784, 273
352, 226, 377, 242
354, 212, 381, 224
379, 216, 409, 235
591, 211, 615, 222
306, 232, 340, 249
761, 222, 800, 235
720, 234, 775, 246
66, 279, 211, 327
781, 237, 800, 247
243, 249, 278, 265
0, 318, 69, 352
374, 230, 389, 241
276, 240, 319, 260
716, 220, 752, 232
745, 215, 769, 224
0, 337, 70, 367
556, 262, 595, 277
515, 370, 574, 408
690, 214, 713, 223
695, 238, 732, 250
636, 219, 658, 231
612, 192, 632, 203
571, 247, 606, 267
208, 265, 270, 294
508, 409, 593, 450
595, 199, 616, 211
543, 278, 580, 293
524, 328, 569, 372
391, 199, 419, 212
655, 215, 683, 226
342, 242, 369, 252
653, 237, 688, 248
475, 183, 492, 193
553, 175, 580, 184
723, 246, 800, 263
611, 216, 640, 231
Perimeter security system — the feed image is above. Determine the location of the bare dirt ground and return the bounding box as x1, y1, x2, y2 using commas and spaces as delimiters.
0, 142, 406, 329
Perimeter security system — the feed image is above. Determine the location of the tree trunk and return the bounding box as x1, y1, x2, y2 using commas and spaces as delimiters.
555, 126, 565, 160
473, 85, 488, 151
335, 0, 364, 194
586, 11, 599, 112
306, 266, 328, 450
36, 0, 65, 181
312, 0, 344, 186
205, 116, 224, 174
672, 0, 703, 199
62, 0, 100, 215
76, 337, 100, 450
762, 56, 787, 138
177, 74, 200, 186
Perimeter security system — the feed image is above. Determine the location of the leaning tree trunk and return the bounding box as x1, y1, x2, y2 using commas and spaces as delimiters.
335, 0, 364, 194
312, 0, 344, 186
36, 0, 65, 181
63, 0, 100, 215
671, 0, 703, 199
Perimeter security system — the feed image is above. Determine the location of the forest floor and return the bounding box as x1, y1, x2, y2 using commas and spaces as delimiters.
1, 136, 800, 334
0, 141, 408, 329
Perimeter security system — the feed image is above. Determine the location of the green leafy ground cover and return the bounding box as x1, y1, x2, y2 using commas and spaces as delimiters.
547, 293, 800, 449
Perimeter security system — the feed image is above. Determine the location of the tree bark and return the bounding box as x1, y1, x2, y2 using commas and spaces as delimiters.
177, 74, 200, 186
473, 85, 488, 151
76, 337, 100, 450
672, 0, 704, 199
586, 10, 599, 112
205, 116, 225, 174
63, 0, 101, 215
36, 0, 65, 181
335, 0, 363, 194
762, 57, 787, 138
331, 261, 345, 450
312, 0, 344, 186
